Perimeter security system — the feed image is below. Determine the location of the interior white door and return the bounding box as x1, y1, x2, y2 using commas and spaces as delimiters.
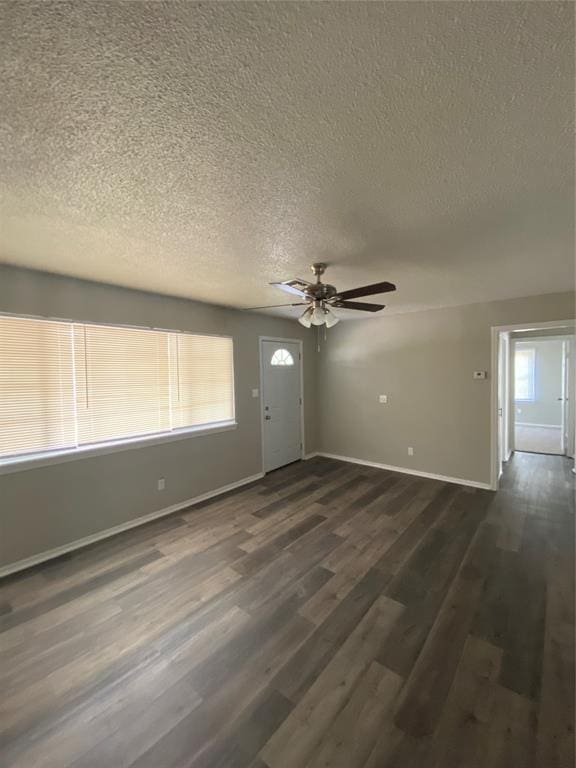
569, 339, 576, 459
561, 340, 568, 454
562, 339, 575, 457
261, 340, 302, 473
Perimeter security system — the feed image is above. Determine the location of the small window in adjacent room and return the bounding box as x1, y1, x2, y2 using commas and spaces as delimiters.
514, 346, 536, 402
270, 348, 295, 366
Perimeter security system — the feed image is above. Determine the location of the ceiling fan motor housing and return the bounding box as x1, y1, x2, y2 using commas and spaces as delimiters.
308, 282, 338, 301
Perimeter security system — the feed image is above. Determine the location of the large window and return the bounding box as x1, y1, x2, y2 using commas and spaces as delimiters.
0, 315, 235, 462
514, 346, 536, 402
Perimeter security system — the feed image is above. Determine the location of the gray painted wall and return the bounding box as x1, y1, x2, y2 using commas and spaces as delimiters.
0, 266, 318, 568
317, 292, 574, 486
1, 263, 574, 571
514, 339, 564, 426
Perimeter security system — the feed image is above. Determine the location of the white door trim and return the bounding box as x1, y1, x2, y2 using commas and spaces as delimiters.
497, 331, 511, 475
490, 319, 575, 489
259, 336, 305, 474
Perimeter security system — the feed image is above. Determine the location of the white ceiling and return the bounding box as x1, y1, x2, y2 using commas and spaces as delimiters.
0, 2, 573, 319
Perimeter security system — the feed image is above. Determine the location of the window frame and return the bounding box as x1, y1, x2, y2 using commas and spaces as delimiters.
270, 348, 295, 366
0, 312, 237, 475
514, 346, 536, 403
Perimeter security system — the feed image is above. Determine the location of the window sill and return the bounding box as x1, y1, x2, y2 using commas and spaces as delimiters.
0, 421, 238, 476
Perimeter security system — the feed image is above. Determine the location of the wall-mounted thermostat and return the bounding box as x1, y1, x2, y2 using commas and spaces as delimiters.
473, 371, 487, 380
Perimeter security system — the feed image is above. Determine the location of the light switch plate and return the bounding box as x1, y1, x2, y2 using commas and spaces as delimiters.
473, 371, 487, 380
251, 388, 259, 398
378, 394, 388, 404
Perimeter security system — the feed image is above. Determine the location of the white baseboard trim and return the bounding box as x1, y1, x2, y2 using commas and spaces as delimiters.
0, 471, 265, 579
317, 452, 492, 490
303, 452, 319, 460
515, 423, 561, 429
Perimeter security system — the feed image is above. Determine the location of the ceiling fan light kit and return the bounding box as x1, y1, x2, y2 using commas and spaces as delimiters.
248, 263, 396, 330
297, 302, 341, 328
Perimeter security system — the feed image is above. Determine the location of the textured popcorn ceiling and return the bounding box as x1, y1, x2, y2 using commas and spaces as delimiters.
0, 1, 573, 319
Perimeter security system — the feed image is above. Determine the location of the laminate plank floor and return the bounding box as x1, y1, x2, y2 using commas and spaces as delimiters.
1, 453, 574, 767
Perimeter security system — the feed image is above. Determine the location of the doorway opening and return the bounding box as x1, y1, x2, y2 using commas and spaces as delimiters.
491, 320, 575, 489
513, 338, 565, 455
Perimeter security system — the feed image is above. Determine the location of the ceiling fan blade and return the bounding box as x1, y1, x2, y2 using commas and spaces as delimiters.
243, 302, 307, 310
270, 279, 312, 298
332, 300, 385, 312
336, 281, 396, 301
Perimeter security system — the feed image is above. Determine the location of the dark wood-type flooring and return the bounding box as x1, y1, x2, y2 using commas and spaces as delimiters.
0, 452, 574, 767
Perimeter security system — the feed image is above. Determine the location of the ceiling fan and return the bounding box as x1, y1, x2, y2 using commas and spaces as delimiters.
248, 263, 396, 327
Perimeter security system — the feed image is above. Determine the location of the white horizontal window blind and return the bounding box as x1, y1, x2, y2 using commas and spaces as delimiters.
73, 325, 172, 446
0, 314, 235, 462
170, 334, 235, 429
0, 316, 77, 458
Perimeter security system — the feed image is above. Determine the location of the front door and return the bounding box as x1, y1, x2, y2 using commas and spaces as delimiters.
261, 340, 302, 473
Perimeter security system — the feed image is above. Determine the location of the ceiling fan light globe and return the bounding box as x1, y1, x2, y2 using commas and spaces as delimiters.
324, 308, 340, 328
310, 306, 325, 326
298, 307, 313, 328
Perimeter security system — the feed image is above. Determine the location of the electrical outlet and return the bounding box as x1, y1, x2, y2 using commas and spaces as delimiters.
407, 447, 414, 456
378, 394, 388, 404
157, 478, 166, 491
